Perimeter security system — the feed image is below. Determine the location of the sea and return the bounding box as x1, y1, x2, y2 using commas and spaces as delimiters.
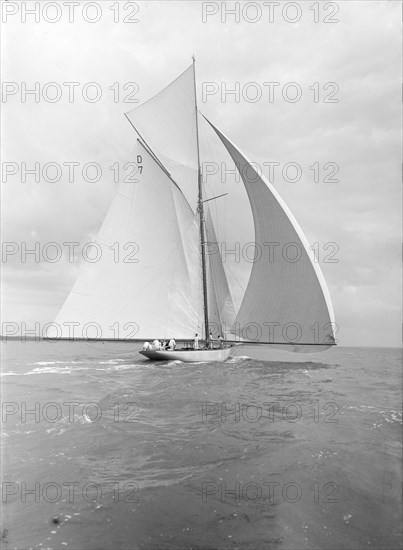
1, 341, 402, 550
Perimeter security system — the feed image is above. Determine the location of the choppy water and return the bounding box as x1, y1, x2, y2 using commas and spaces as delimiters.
1, 341, 402, 549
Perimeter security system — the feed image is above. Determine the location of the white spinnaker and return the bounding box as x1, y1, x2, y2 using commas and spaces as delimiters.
206, 119, 336, 349
125, 65, 198, 211
51, 140, 202, 340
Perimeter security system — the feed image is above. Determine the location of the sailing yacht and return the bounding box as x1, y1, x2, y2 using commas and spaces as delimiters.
51, 59, 336, 362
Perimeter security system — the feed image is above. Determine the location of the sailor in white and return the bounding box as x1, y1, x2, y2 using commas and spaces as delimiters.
168, 338, 176, 350
193, 333, 199, 350
152, 339, 161, 350
142, 342, 152, 350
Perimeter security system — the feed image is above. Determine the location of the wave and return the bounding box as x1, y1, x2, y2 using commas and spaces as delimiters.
345, 405, 402, 424
28, 366, 73, 375
226, 355, 251, 362
29, 361, 67, 366
30, 360, 105, 366
98, 359, 127, 365
2, 361, 139, 376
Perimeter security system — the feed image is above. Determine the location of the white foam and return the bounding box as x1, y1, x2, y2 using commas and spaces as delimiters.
29, 361, 66, 366
26, 366, 72, 375
226, 355, 251, 363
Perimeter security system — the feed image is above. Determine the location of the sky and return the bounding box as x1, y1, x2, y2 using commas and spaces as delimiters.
1, 0, 401, 347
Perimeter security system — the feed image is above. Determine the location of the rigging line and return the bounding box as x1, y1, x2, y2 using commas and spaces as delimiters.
135, 139, 195, 218
199, 113, 229, 249
124, 113, 172, 177
199, 111, 247, 195
202, 193, 228, 203
125, 114, 197, 216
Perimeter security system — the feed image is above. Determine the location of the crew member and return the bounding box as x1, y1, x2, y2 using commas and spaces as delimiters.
152, 339, 161, 350
168, 338, 176, 350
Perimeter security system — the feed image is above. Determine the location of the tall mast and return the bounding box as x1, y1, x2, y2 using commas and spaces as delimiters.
192, 56, 209, 344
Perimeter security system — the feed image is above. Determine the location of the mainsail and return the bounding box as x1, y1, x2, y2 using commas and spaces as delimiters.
52, 140, 202, 339
51, 62, 335, 351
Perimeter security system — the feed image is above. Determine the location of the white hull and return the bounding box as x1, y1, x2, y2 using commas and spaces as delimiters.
139, 347, 232, 363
